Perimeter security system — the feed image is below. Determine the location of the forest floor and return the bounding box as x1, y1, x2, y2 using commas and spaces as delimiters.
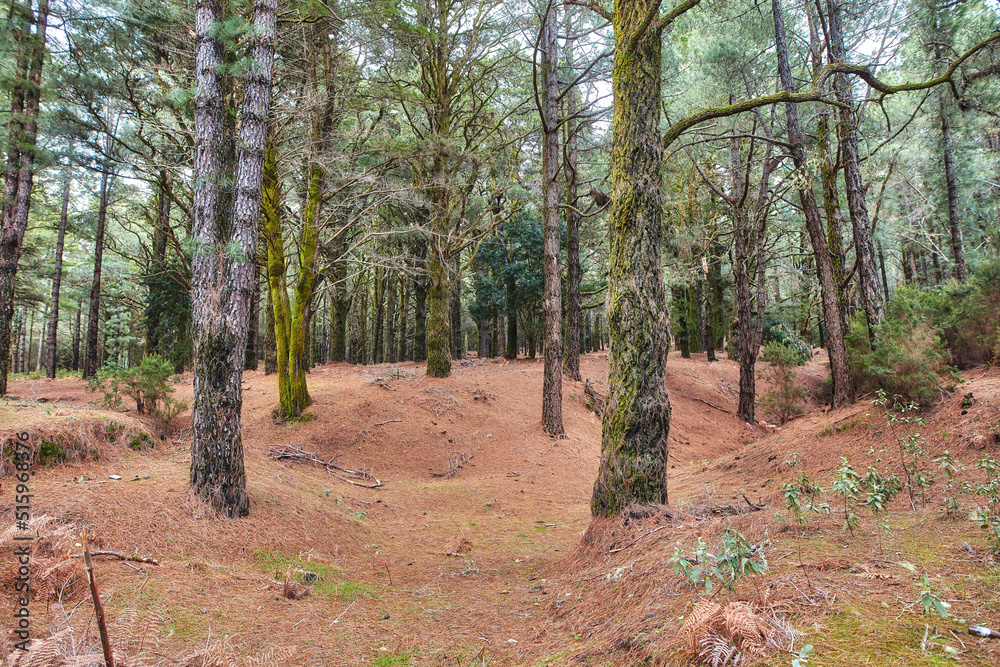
1, 351, 999, 666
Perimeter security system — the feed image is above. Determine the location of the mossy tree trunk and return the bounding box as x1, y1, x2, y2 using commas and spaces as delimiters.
591, 0, 672, 516
190, 0, 276, 518
426, 244, 451, 377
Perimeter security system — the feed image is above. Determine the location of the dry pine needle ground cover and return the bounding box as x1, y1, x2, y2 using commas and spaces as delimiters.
0, 352, 999, 665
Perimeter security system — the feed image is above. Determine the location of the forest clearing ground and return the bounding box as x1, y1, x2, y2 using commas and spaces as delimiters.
0, 353, 998, 665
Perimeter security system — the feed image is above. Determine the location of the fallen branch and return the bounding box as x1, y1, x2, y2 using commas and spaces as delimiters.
584, 378, 606, 416
609, 525, 669, 554
676, 392, 732, 414
268, 445, 384, 488
72, 550, 160, 566
431, 451, 474, 478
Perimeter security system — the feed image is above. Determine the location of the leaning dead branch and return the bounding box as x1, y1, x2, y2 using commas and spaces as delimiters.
267, 444, 384, 488
584, 378, 606, 416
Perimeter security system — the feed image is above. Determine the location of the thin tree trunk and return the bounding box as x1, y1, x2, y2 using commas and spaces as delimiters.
385, 272, 396, 363
72, 294, 82, 371
504, 274, 517, 359
397, 276, 409, 362
413, 244, 428, 363
773, 0, 852, 407
329, 244, 350, 363
591, 0, 670, 515
244, 262, 261, 370
539, 7, 563, 435
36, 305, 46, 371
940, 99, 967, 281
449, 269, 462, 361
263, 274, 277, 374
83, 171, 111, 378
0, 0, 48, 395
826, 0, 883, 326
562, 17, 582, 382
46, 160, 72, 378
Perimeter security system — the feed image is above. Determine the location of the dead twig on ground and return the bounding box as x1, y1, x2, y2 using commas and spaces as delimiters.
431, 451, 474, 478
72, 550, 160, 566
608, 525, 669, 553
267, 444, 384, 488
676, 392, 733, 414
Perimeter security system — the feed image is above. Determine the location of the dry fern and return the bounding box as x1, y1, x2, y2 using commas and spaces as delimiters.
679, 599, 800, 667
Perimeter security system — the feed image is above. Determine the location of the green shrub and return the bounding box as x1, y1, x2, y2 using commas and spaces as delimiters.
86, 354, 186, 430
846, 290, 951, 405
759, 341, 807, 424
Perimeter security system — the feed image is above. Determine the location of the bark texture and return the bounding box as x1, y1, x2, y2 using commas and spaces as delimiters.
591, 0, 671, 516
773, 0, 853, 407
189, 0, 276, 518
83, 171, 111, 378
0, 0, 48, 395
539, 9, 564, 435
826, 0, 884, 325
940, 98, 967, 282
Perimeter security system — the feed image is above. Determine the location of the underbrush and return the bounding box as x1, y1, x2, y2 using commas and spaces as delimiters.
0, 415, 157, 474
846, 261, 1000, 404
86, 353, 186, 431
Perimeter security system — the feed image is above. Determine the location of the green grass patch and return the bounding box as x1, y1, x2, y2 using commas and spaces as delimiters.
371, 653, 412, 666
252, 549, 372, 601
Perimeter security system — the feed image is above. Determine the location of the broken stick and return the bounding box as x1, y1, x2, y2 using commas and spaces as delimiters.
82, 528, 116, 667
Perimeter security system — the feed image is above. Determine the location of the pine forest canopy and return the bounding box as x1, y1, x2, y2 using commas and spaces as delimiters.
0, 0, 998, 516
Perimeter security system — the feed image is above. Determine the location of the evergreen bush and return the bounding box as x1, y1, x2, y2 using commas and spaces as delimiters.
759, 341, 807, 423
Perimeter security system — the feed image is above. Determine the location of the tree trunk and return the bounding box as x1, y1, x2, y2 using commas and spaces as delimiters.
562, 25, 582, 382
940, 99, 967, 282
0, 0, 48, 395
372, 269, 384, 365
72, 294, 82, 371
46, 160, 72, 378
413, 253, 428, 362
478, 319, 489, 358
591, 0, 670, 516
329, 242, 350, 363
426, 248, 451, 376
826, 0, 883, 326
504, 274, 517, 359
189, 0, 276, 518
244, 261, 261, 370
264, 149, 311, 420
539, 8, 564, 435
397, 276, 409, 362
83, 170, 111, 379
263, 275, 277, 374
385, 271, 396, 363
35, 304, 46, 371
449, 270, 462, 361
773, 0, 853, 407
